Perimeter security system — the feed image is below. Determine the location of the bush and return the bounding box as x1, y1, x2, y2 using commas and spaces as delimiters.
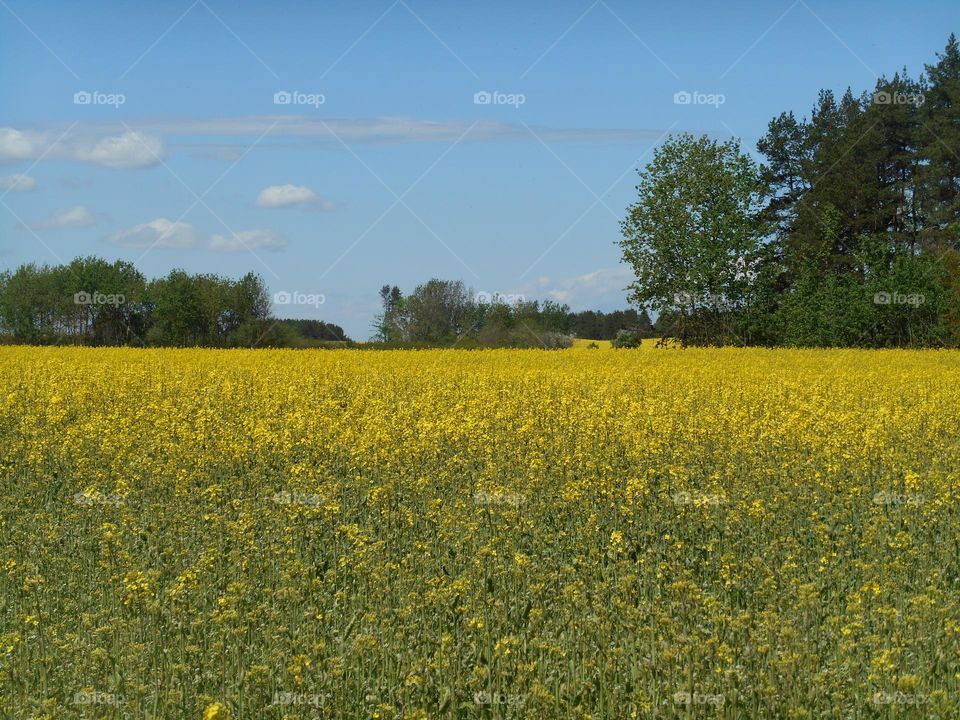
540, 332, 573, 349
612, 329, 643, 348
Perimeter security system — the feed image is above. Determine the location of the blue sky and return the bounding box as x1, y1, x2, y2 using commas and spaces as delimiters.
1, 0, 957, 338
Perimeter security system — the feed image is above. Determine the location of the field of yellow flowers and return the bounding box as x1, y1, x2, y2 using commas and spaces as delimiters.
2, 345, 960, 719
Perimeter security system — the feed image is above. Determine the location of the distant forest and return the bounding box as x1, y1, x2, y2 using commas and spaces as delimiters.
371, 280, 654, 348
0, 260, 650, 348
0, 257, 347, 348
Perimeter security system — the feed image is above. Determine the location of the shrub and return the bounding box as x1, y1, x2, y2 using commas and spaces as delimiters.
612, 329, 642, 348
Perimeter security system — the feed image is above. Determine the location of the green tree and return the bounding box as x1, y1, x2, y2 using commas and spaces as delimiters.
618, 133, 764, 345
919, 33, 960, 250
224, 272, 271, 345
0, 263, 59, 343
373, 285, 404, 342
145, 270, 209, 346
65, 256, 148, 345
402, 279, 472, 343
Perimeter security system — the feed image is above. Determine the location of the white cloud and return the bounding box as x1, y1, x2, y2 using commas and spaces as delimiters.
146, 116, 671, 144
209, 229, 285, 252
2, 117, 669, 168
72, 131, 164, 169
524, 267, 633, 308
109, 218, 197, 248
27, 205, 97, 230
254, 183, 341, 210
0, 173, 37, 191
0, 127, 165, 169
0, 128, 41, 161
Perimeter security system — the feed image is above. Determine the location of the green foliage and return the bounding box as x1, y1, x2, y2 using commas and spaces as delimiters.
0, 258, 348, 348
568, 308, 654, 340
0, 258, 147, 345
612, 330, 642, 348
620, 35, 960, 349
402, 279, 473, 343
619, 133, 764, 346
275, 319, 348, 344
373, 285, 404, 342
371, 279, 574, 348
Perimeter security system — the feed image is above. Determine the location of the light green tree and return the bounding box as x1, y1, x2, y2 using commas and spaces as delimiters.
618, 133, 763, 345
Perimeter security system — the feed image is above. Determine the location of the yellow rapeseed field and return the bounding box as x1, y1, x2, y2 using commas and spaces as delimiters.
2, 346, 959, 719
570, 339, 614, 349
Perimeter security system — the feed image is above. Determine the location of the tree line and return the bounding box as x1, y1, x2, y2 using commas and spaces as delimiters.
620, 34, 960, 347
14, 34, 949, 351
0, 257, 347, 347
0, 259, 649, 348
373, 280, 654, 347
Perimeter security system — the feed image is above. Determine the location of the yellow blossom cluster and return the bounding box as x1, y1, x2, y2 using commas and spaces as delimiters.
1, 345, 959, 718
